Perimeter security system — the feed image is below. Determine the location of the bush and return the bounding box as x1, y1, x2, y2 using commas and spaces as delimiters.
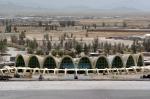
27, 48, 34, 54
51, 50, 57, 56
36, 49, 44, 55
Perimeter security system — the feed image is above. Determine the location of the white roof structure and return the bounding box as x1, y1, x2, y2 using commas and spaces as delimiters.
15, 53, 144, 69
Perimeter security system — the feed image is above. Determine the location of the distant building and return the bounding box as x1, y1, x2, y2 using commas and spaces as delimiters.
143, 34, 150, 39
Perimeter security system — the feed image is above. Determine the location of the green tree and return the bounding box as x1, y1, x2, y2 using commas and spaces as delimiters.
104, 42, 110, 54
84, 43, 89, 54
44, 33, 49, 41
0, 39, 7, 62
19, 31, 26, 45
112, 43, 117, 54
14, 26, 17, 32
36, 49, 44, 55
85, 31, 88, 37
27, 38, 38, 54
33, 38, 38, 49
93, 24, 97, 29
102, 22, 106, 27
5, 20, 12, 33
75, 43, 82, 55
51, 50, 58, 56
143, 38, 150, 52
45, 24, 49, 31
58, 50, 64, 57
0, 39, 7, 54
116, 43, 124, 54
92, 38, 99, 52
123, 21, 127, 27
47, 40, 52, 51
64, 50, 76, 58
27, 48, 34, 54
38, 21, 42, 27
131, 40, 138, 54
11, 35, 18, 43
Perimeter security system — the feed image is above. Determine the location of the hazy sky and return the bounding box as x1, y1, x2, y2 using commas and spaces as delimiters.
1, 0, 150, 11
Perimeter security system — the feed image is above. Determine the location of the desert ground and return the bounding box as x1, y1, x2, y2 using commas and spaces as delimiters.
1, 18, 150, 39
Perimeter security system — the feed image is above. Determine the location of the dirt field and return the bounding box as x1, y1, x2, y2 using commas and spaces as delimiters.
0, 26, 148, 38
1, 18, 150, 39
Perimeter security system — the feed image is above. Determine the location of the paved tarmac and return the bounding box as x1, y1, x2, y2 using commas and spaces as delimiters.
0, 81, 150, 99
0, 90, 150, 99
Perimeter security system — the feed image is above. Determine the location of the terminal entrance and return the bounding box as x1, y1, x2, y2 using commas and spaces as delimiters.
126, 56, 135, 68
137, 55, 144, 66
96, 57, 109, 69
60, 57, 74, 69
112, 56, 123, 68
28, 56, 40, 68
43, 56, 57, 69
78, 57, 92, 69
15, 55, 25, 67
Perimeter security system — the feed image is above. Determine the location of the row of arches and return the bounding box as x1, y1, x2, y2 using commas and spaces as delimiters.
15, 54, 144, 69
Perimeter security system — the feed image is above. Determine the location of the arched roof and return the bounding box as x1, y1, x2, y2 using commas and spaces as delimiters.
27, 55, 44, 68
78, 56, 93, 69
15, 54, 30, 67
122, 54, 137, 67
59, 55, 75, 69
94, 55, 110, 69
134, 53, 144, 66
15, 53, 144, 69
134, 53, 143, 61
42, 55, 58, 69
108, 54, 124, 68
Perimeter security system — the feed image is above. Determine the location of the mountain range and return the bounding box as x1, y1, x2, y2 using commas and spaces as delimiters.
0, 1, 147, 16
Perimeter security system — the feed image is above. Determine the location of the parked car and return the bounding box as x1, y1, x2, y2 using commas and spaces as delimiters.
0, 75, 12, 81
141, 74, 150, 79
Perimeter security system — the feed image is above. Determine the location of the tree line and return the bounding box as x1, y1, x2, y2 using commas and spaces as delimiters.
8, 32, 150, 58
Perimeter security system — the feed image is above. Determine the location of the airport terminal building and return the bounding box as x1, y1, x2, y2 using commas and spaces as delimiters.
0, 53, 146, 76
15, 54, 144, 69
